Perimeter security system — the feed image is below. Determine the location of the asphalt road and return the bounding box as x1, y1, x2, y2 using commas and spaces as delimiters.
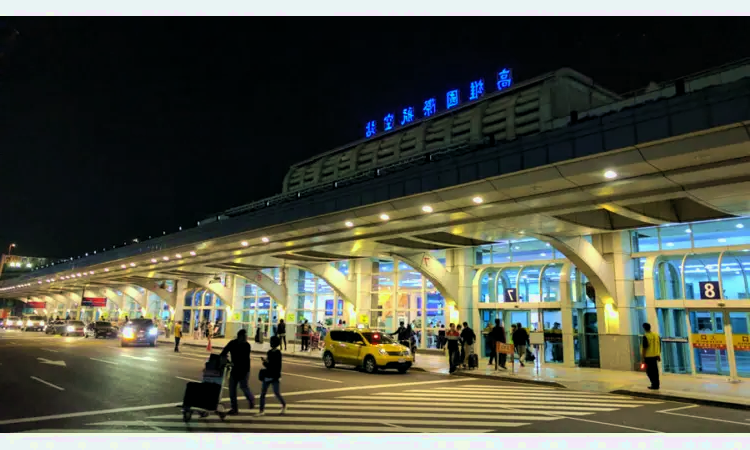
2, 329, 750, 433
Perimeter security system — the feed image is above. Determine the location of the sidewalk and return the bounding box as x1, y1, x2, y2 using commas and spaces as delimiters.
162, 336, 750, 409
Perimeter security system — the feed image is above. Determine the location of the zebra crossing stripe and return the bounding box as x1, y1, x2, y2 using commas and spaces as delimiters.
393, 390, 658, 403
85, 421, 495, 433
336, 395, 657, 408
303, 399, 621, 412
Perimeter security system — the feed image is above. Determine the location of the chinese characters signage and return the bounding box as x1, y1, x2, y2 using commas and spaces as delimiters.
691, 333, 726, 350
365, 68, 514, 139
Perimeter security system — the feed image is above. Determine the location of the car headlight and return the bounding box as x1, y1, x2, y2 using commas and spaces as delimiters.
148, 328, 157, 336
378, 348, 388, 356
17, 320, 22, 326
403, 348, 410, 355
27, 321, 33, 326
67, 326, 74, 332
123, 328, 134, 338
40, 321, 45, 326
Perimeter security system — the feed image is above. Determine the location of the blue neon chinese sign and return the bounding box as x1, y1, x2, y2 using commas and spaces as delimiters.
364, 66, 513, 139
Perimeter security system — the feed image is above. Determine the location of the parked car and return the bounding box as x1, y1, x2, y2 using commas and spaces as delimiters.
322, 328, 413, 374
22, 315, 46, 332
50, 320, 85, 336
2, 316, 22, 330
85, 321, 118, 339
45, 320, 64, 334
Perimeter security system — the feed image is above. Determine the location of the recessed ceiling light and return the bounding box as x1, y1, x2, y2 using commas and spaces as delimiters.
685, 228, 692, 234
666, 242, 674, 247
189, 251, 196, 256
241, 241, 249, 247
472, 196, 483, 204
344, 221, 354, 228
151, 258, 157, 263
261, 237, 270, 243
175, 254, 182, 258
421, 205, 433, 213
380, 214, 390, 221
604, 170, 618, 179
129, 263, 136, 267
718, 238, 727, 243
120, 265, 126, 269
737, 224, 744, 229
540, 253, 547, 257
163, 256, 170, 261
104, 268, 109, 272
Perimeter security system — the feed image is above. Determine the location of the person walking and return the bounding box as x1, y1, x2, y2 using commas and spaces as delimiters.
446, 323, 460, 373
277, 319, 287, 351
173, 321, 183, 353
512, 323, 529, 367
641, 323, 661, 390
258, 336, 287, 416
456, 324, 465, 368
300, 320, 311, 351
489, 319, 507, 369
461, 321, 476, 369
220, 329, 255, 415
255, 318, 264, 345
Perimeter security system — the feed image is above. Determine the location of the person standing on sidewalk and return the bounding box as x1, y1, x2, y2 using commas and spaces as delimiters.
460, 322, 476, 369
446, 323, 460, 373
488, 319, 507, 369
258, 336, 287, 416
277, 319, 287, 351
220, 329, 255, 415
173, 321, 183, 353
512, 323, 529, 367
641, 323, 661, 390
300, 320, 311, 351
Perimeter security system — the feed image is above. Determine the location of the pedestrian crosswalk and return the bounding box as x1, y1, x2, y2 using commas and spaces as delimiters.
24, 384, 664, 433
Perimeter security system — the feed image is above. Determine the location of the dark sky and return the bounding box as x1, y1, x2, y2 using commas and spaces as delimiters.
1, 19, 748, 259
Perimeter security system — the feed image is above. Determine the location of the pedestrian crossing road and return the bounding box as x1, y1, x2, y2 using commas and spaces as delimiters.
24, 384, 664, 433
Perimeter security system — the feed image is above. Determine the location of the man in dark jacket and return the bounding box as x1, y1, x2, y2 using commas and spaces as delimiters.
489, 319, 507, 369
258, 336, 287, 416
220, 329, 255, 415
389, 321, 410, 348
277, 319, 287, 350
446, 323, 460, 373
512, 323, 529, 367
460, 322, 476, 368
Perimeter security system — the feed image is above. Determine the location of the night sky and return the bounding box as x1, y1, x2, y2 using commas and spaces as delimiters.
1, 19, 749, 259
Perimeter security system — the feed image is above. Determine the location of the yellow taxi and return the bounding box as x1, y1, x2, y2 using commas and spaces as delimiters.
322, 327, 413, 374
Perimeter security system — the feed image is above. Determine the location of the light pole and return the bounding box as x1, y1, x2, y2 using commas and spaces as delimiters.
7, 243, 15, 255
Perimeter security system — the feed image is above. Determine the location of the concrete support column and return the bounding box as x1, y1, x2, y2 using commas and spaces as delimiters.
593, 232, 639, 371
450, 248, 475, 329
355, 259, 373, 327
559, 262, 577, 367
224, 274, 242, 339
174, 279, 189, 329
286, 266, 301, 341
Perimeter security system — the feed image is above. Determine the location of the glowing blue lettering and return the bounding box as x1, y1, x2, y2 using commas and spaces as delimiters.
401, 107, 414, 125
423, 98, 437, 118
365, 120, 377, 138
383, 113, 395, 131
446, 89, 460, 109
497, 68, 513, 91
469, 79, 485, 100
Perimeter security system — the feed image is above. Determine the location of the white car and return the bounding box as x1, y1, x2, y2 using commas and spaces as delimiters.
3, 316, 22, 330
22, 315, 46, 332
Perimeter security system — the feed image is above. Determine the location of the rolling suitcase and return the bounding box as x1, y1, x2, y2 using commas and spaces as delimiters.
468, 353, 479, 369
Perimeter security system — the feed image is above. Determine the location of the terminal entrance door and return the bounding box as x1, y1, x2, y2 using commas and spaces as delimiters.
657, 308, 691, 374
689, 311, 730, 376
574, 307, 600, 367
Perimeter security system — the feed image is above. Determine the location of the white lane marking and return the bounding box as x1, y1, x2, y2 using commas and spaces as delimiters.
30, 376, 65, 391
90, 358, 118, 366
338, 395, 656, 408
303, 400, 618, 412
382, 422, 404, 429
438, 385, 558, 391
175, 376, 200, 383
148, 409, 561, 421
42, 349, 60, 353
279, 372, 342, 383
558, 415, 660, 433
121, 355, 157, 362
400, 390, 662, 405
0, 377, 473, 426
657, 404, 699, 413
231, 404, 590, 416
37, 357, 67, 367
658, 407, 750, 427
86, 420, 496, 432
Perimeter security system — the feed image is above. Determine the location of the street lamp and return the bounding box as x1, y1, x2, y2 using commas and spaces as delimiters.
8, 243, 16, 255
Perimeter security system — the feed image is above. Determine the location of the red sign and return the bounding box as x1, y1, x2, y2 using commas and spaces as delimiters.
27, 301, 46, 309
82, 297, 107, 307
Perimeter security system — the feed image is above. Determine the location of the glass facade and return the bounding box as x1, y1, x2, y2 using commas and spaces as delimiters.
181, 289, 226, 337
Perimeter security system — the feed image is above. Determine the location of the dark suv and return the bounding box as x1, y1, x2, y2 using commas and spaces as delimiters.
121, 318, 158, 347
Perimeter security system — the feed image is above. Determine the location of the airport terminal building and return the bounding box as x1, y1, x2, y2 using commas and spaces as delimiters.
2, 59, 750, 381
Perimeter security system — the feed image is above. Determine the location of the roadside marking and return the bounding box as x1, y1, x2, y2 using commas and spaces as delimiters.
85, 421, 494, 433
90, 358, 118, 366
42, 349, 59, 353
658, 404, 750, 427
0, 377, 474, 426
37, 357, 67, 367
280, 372, 342, 383
30, 376, 65, 391
382, 422, 404, 429
557, 416, 660, 433
175, 376, 200, 383
121, 355, 157, 362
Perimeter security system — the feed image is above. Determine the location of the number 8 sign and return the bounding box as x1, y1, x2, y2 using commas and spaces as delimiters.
699, 281, 721, 300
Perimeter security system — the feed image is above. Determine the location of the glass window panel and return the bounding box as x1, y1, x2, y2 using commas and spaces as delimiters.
371, 274, 394, 292
633, 257, 645, 281
317, 294, 333, 310
370, 292, 393, 310
257, 296, 272, 311
632, 228, 659, 252
519, 266, 542, 303
297, 295, 313, 310
244, 284, 257, 297
398, 268, 422, 290
372, 259, 394, 274
479, 270, 496, 303
430, 249, 447, 265
659, 224, 693, 250
540, 264, 561, 302
243, 297, 256, 309
183, 291, 193, 307
570, 268, 591, 304
476, 246, 491, 264
684, 253, 720, 300
193, 291, 203, 307
497, 267, 521, 302
721, 252, 750, 300
654, 256, 684, 300
693, 218, 750, 248
511, 239, 552, 262
491, 242, 511, 263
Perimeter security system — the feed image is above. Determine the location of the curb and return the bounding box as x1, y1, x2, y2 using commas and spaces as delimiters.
163, 339, 429, 372
610, 390, 750, 411
452, 371, 567, 388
